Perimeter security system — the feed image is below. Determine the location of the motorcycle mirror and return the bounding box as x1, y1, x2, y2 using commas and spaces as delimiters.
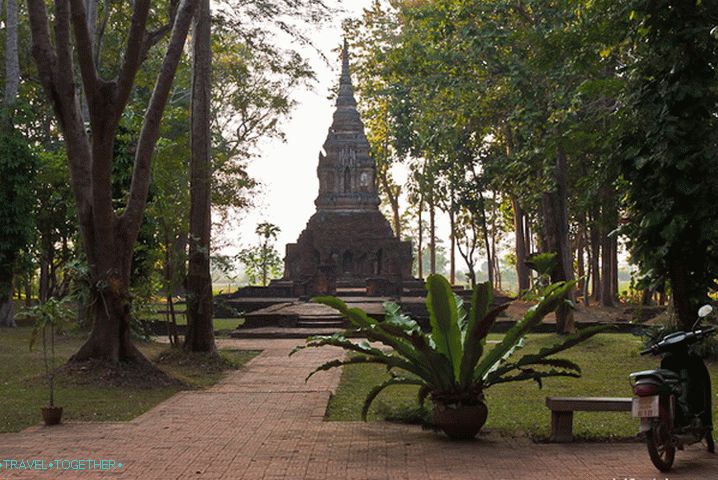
698, 305, 713, 318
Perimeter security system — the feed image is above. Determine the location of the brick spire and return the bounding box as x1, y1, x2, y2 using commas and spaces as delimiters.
337, 38, 357, 108
315, 39, 380, 211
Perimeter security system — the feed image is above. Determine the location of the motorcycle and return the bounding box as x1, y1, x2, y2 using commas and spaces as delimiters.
630, 305, 716, 472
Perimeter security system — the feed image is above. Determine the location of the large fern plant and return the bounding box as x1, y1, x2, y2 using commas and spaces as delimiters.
291, 274, 604, 419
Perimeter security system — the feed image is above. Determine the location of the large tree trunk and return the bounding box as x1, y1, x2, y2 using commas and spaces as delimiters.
589, 219, 601, 301
524, 214, 533, 288
377, 110, 401, 238
184, 0, 215, 353
0, 299, 15, 327
478, 192, 494, 288
390, 196, 401, 239
1, 0, 20, 328
27, 0, 198, 363
599, 189, 618, 307
449, 205, 455, 284
0, 267, 15, 327
71, 246, 151, 365
79, 0, 98, 122
417, 196, 423, 279
576, 225, 585, 295
611, 235, 619, 300
600, 229, 614, 307
429, 197, 436, 275
512, 198, 530, 292
541, 150, 575, 334
491, 191, 500, 289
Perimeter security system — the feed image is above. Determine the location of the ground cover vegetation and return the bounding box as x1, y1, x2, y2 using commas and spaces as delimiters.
0, 322, 258, 432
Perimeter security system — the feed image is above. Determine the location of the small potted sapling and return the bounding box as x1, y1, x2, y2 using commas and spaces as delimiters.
19, 298, 74, 426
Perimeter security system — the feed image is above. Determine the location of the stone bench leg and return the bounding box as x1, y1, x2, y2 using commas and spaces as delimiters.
550, 411, 574, 443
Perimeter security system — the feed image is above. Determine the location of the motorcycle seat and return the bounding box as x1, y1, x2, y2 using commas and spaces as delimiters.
630, 369, 681, 384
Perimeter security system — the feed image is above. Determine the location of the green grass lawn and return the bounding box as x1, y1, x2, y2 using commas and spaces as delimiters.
0, 326, 258, 433
326, 333, 718, 440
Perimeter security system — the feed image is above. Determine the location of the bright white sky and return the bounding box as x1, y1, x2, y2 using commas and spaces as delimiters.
223, 0, 396, 255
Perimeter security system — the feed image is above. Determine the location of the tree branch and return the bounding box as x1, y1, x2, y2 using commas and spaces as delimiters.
52, 0, 76, 96
27, 0, 94, 243
68, 0, 98, 98
121, 0, 197, 241
141, 24, 173, 60
94, 0, 111, 67
140, 0, 179, 60
115, 0, 151, 117
26, 0, 58, 98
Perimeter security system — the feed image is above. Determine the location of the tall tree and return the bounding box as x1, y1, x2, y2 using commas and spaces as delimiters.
0, 129, 36, 327
343, 4, 404, 238
541, 151, 576, 333
26, 0, 197, 363
620, 0, 718, 329
511, 197, 530, 292
184, 0, 215, 353
0, 0, 29, 328
237, 222, 282, 287
4, 0, 19, 104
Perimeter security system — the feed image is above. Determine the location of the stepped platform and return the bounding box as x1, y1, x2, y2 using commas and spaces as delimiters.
228, 296, 647, 339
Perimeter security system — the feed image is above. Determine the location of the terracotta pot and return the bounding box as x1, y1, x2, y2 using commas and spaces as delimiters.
433, 401, 488, 440
41, 406, 63, 426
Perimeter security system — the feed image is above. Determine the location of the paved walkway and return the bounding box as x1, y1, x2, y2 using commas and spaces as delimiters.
1, 339, 715, 479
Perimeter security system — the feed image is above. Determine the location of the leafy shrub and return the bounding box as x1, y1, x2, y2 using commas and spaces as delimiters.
292, 275, 604, 419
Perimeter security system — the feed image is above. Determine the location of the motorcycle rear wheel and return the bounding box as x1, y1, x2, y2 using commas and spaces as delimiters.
646, 421, 675, 472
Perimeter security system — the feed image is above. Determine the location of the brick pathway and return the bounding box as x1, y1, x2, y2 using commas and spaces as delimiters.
0, 339, 715, 479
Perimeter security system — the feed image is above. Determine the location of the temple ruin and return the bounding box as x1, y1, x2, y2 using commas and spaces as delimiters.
271, 41, 413, 297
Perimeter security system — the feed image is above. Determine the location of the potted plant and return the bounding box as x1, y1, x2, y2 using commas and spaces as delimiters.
292, 275, 605, 439
19, 298, 73, 426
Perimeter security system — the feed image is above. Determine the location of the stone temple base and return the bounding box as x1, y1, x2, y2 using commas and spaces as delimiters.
281, 210, 413, 297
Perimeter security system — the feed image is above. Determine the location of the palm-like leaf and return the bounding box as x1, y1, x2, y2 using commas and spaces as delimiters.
487, 325, 608, 380
425, 275, 463, 382
486, 368, 581, 388
305, 355, 414, 382
383, 301, 422, 334
316, 296, 454, 390
523, 325, 610, 360
459, 281, 508, 388
361, 375, 424, 420
485, 358, 581, 386
297, 277, 595, 422
474, 281, 576, 381
293, 334, 428, 380
314, 297, 431, 374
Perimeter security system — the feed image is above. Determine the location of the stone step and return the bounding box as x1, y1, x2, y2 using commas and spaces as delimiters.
229, 326, 344, 339
296, 317, 346, 328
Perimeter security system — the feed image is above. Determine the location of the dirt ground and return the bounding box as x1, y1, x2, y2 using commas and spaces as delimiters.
504, 300, 666, 326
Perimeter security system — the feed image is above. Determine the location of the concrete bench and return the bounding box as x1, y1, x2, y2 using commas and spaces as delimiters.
546, 397, 632, 442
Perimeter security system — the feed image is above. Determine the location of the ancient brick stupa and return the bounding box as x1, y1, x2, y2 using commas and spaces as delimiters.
276, 41, 413, 297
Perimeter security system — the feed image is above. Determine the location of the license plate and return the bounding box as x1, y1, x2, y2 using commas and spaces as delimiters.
632, 395, 660, 418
